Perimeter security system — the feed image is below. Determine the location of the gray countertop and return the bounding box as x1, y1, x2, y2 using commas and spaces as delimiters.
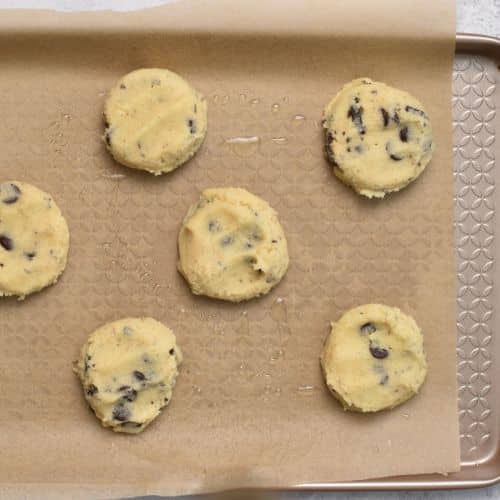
1, 0, 499, 498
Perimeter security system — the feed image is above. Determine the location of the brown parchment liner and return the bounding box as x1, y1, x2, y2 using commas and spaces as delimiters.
0, 0, 459, 497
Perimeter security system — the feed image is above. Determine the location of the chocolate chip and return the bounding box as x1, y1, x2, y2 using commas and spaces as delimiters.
390, 153, 403, 161
122, 388, 137, 402
399, 126, 408, 142
86, 384, 98, 396
112, 405, 130, 422
118, 385, 131, 391
380, 374, 389, 385
380, 108, 389, 127
187, 118, 196, 134
393, 111, 400, 125
133, 370, 146, 381
326, 132, 334, 145
208, 220, 221, 233
221, 235, 234, 247
119, 83, 126, 89
369, 344, 389, 359
347, 105, 365, 134
347, 147, 351, 152
169, 348, 175, 355
386, 142, 403, 161
271, 239, 278, 243
0, 235, 13, 251
360, 322, 376, 335
346, 137, 351, 143
104, 130, 112, 146
354, 145, 363, 153
24, 251, 36, 260
405, 105, 427, 118
1, 183, 21, 204
354, 96, 360, 103
123, 326, 133, 336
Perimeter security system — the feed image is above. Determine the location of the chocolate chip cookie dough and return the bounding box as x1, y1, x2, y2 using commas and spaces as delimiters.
320, 304, 427, 412
178, 188, 289, 302
323, 78, 434, 198
74, 317, 182, 434
103, 68, 207, 175
0, 181, 70, 299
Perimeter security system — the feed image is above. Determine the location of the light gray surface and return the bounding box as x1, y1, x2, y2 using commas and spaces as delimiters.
1, 0, 499, 498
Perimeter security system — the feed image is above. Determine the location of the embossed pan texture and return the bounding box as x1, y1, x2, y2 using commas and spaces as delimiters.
0, 3, 490, 497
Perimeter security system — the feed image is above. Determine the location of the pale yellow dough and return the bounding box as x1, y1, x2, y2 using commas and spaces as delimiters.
74, 317, 182, 434
104, 68, 207, 175
320, 304, 427, 412
323, 78, 434, 198
0, 181, 69, 299
178, 187, 289, 302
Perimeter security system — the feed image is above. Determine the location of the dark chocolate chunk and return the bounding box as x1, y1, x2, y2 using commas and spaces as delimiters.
122, 388, 138, 402
169, 348, 175, 355
386, 142, 403, 161
208, 220, 221, 233
360, 322, 376, 335
380, 108, 389, 127
24, 251, 36, 260
271, 239, 278, 243
133, 370, 146, 381
112, 405, 131, 422
393, 111, 400, 125
86, 384, 98, 396
354, 96, 360, 103
347, 147, 351, 153
390, 153, 403, 161
346, 137, 351, 143
405, 105, 428, 118
399, 126, 409, 142
104, 130, 112, 146
120, 83, 126, 89
187, 118, 196, 134
369, 344, 389, 359
118, 385, 131, 391
0, 235, 13, 251
1, 183, 21, 204
347, 104, 365, 134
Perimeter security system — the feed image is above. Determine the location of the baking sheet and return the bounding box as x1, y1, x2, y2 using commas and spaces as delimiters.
0, 0, 460, 497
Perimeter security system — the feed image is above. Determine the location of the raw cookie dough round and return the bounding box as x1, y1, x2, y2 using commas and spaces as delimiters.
103, 68, 207, 175
0, 181, 69, 299
320, 304, 427, 412
178, 187, 289, 302
323, 78, 434, 198
74, 317, 182, 434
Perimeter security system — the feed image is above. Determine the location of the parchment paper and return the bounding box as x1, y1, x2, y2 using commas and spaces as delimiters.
0, 0, 459, 497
